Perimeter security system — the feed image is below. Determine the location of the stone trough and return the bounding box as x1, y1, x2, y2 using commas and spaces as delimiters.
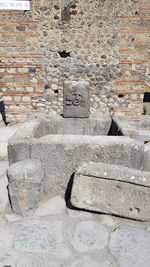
7, 80, 149, 217
8, 114, 144, 197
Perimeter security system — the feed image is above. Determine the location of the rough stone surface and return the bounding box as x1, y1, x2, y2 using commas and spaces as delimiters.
16, 255, 58, 267
64, 256, 116, 267
113, 116, 150, 142
72, 221, 109, 252
7, 159, 44, 215
34, 196, 66, 216
14, 220, 70, 257
0, 162, 9, 213
31, 135, 144, 194
144, 142, 150, 172
109, 226, 150, 267
71, 162, 150, 221
8, 114, 112, 165
63, 80, 90, 118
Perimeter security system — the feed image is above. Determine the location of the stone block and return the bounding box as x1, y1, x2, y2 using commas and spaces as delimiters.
31, 136, 144, 193
63, 80, 90, 118
71, 162, 150, 221
7, 159, 44, 215
8, 115, 112, 165
144, 142, 150, 172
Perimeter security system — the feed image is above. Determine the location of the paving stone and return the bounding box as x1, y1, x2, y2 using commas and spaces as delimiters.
64, 256, 104, 267
0, 227, 14, 251
73, 221, 109, 252
68, 210, 92, 219
34, 196, 66, 216
14, 220, 70, 257
16, 255, 59, 267
0, 251, 19, 267
109, 226, 150, 267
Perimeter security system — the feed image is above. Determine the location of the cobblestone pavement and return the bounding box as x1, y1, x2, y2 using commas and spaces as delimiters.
0, 123, 150, 267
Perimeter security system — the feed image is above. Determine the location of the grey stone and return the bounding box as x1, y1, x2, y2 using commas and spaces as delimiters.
34, 196, 66, 216
109, 226, 150, 267
9, 114, 111, 140
0, 162, 9, 213
64, 256, 117, 267
8, 120, 41, 165
4, 214, 22, 223
31, 136, 143, 193
64, 256, 107, 267
72, 221, 109, 252
16, 255, 58, 267
63, 80, 90, 118
7, 159, 44, 215
113, 115, 150, 142
8, 114, 111, 166
71, 162, 150, 221
14, 220, 70, 257
144, 142, 150, 171
0, 251, 18, 267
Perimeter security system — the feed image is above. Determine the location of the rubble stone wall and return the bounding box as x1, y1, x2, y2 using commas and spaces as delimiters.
0, 0, 150, 121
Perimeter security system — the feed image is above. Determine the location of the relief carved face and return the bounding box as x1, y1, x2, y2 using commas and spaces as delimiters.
65, 90, 85, 107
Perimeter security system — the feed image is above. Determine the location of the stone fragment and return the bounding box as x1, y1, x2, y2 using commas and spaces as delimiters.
14, 220, 70, 257
109, 226, 150, 267
7, 159, 44, 215
71, 162, 150, 221
72, 221, 109, 252
63, 80, 90, 118
34, 196, 66, 216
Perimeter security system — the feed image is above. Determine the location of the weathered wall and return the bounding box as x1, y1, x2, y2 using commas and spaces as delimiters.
0, 0, 150, 122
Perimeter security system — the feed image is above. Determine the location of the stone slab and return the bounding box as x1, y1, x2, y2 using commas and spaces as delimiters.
72, 221, 109, 252
71, 162, 150, 221
63, 80, 90, 118
31, 136, 144, 193
109, 226, 150, 267
14, 220, 70, 257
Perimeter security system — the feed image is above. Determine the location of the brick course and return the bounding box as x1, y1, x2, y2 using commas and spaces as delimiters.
0, 0, 149, 121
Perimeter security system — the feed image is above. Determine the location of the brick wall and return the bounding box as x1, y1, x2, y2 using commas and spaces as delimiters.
0, 0, 150, 122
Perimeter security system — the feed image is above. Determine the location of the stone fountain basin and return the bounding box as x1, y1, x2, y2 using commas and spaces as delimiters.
8, 114, 144, 194
113, 115, 150, 142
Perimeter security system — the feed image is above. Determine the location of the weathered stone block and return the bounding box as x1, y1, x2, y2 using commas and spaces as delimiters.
7, 159, 44, 215
31, 136, 144, 193
144, 142, 150, 172
8, 114, 111, 165
71, 162, 150, 221
63, 80, 90, 118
